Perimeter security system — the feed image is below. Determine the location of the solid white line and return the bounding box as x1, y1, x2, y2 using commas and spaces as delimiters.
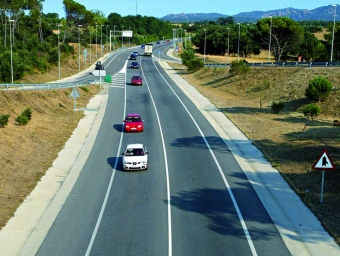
152, 61, 258, 256
85, 61, 128, 256
140, 57, 172, 256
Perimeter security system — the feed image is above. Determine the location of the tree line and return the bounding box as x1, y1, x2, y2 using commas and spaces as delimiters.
182, 17, 339, 62
0, 0, 338, 83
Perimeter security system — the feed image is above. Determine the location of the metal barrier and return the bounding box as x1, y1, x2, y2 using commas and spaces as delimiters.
204, 61, 340, 68
0, 82, 88, 91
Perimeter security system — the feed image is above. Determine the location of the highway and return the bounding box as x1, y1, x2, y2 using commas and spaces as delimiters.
35, 43, 290, 255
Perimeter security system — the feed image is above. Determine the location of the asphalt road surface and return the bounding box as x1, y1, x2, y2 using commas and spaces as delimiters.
33, 43, 291, 256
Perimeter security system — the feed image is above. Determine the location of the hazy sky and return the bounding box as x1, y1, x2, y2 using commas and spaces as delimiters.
42, 0, 337, 18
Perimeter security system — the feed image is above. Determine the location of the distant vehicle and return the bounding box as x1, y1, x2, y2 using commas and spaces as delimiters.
133, 51, 139, 56
122, 143, 148, 170
129, 54, 137, 60
95, 61, 104, 70
144, 43, 153, 56
156, 40, 160, 44
131, 75, 142, 86
141, 44, 145, 49
166, 39, 170, 43
123, 113, 144, 132
130, 61, 139, 69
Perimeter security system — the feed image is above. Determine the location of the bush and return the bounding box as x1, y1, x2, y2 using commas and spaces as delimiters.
229, 60, 250, 78
186, 58, 204, 72
305, 76, 332, 102
15, 115, 28, 125
0, 114, 10, 128
271, 102, 285, 114
22, 108, 33, 120
303, 103, 321, 121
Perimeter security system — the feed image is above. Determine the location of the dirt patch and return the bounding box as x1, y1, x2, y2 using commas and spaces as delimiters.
168, 61, 340, 245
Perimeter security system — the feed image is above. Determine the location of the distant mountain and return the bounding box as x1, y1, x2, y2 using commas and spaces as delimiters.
161, 5, 338, 23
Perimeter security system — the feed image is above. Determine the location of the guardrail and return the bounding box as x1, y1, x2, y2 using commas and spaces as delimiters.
0, 82, 89, 91
204, 61, 340, 68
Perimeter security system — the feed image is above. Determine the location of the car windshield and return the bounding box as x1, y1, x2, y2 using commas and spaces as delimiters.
133, 76, 141, 80
125, 116, 141, 122
125, 148, 145, 156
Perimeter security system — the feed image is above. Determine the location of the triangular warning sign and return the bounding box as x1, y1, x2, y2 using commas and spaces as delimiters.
70, 88, 80, 98
312, 149, 336, 170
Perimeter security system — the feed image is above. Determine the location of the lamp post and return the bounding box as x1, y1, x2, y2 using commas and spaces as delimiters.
203, 29, 207, 64
129, 26, 131, 47
121, 25, 124, 47
78, 25, 82, 71
331, 4, 337, 62
95, 24, 98, 59
100, 25, 103, 57
9, 19, 14, 83
237, 23, 240, 60
58, 24, 62, 78
227, 27, 230, 62
114, 25, 116, 50
106, 25, 108, 54
268, 16, 272, 62
89, 27, 92, 64
183, 30, 186, 50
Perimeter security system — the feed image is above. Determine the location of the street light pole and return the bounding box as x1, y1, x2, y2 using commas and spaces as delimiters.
89, 27, 92, 64
268, 16, 272, 62
106, 25, 108, 54
114, 25, 116, 50
129, 26, 131, 47
237, 23, 240, 61
183, 30, 186, 50
121, 25, 124, 47
95, 24, 98, 59
9, 19, 14, 83
227, 27, 230, 63
331, 4, 337, 62
78, 25, 82, 71
203, 29, 206, 64
58, 24, 62, 78
101, 25, 103, 57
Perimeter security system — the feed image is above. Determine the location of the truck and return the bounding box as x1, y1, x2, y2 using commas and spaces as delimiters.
144, 43, 153, 56
95, 61, 104, 70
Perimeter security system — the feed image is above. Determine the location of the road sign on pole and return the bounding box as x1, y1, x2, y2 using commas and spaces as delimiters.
311, 149, 336, 203
70, 88, 80, 112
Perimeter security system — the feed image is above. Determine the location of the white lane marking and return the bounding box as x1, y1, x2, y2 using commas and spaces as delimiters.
152, 61, 258, 256
140, 59, 172, 256
85, 61, 128, 256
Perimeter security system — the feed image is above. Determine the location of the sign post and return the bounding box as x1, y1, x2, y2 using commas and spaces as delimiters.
311, 149, 336, 203
70, 88, 80, 112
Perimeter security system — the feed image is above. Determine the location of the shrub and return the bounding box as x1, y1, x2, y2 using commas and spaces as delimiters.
303, 103, 321, 121
186, 58, 204, 72
0, 114, 10, 128
80, 86, 89, 92
22, 108, 33, 120
305, 76, 332, 102
229, 60, 250, 78
271, 102, 285, 114
15, 115, 28, 125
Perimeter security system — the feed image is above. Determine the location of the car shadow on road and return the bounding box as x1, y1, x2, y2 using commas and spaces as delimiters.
113, 124, 123, 132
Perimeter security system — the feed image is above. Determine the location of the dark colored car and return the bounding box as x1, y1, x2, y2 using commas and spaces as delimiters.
129, 54, 137, 60
131, 75, 142, 86
123, 113, 144, 132
133, 51, 139, 56
131, 61, 139, 69
95, 61, 104, 70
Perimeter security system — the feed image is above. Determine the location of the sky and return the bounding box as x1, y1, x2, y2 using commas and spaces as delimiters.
42, 0, 337, 18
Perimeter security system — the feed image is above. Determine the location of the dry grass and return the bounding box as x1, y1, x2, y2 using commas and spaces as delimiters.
168, 59, 340, 245
0, 52, 101, 229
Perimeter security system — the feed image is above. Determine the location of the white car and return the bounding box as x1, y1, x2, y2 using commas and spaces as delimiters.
122, 144, 148, 170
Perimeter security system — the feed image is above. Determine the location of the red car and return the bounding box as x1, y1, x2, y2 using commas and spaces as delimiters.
131, 75, 143, 86
123, 113, 144, 132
